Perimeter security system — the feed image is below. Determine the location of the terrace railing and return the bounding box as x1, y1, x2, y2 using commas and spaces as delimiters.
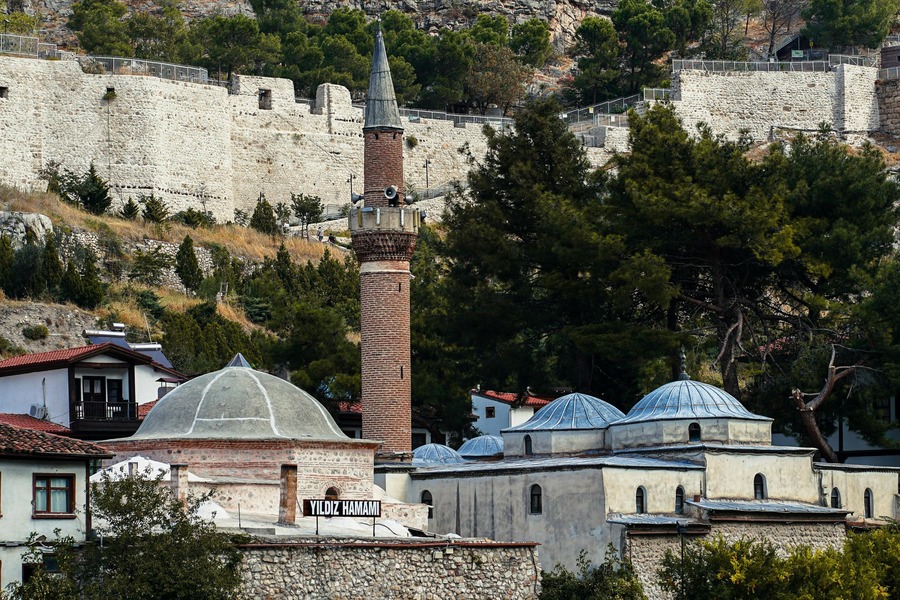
78, 56, 209, 84
0, 33, 58, 59
673, 59, 831, 72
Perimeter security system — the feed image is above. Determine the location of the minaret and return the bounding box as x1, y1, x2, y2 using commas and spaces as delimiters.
350, 21, 421, 458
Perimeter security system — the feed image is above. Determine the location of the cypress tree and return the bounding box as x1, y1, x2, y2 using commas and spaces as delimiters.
77, 251, 105, 309
0, 235, 13, 296
60, 261, 84, 305
175, 235, 203, 292
39, 236, 64, 298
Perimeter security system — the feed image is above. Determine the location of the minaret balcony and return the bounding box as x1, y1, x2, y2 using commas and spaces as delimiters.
349, 206, 423, 235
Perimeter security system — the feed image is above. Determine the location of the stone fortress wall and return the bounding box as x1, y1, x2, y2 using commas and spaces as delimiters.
2, 55, 900, 224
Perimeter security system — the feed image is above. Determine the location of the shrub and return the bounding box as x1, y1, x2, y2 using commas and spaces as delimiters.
22, 324, 49, 340
406, 135, 419, 148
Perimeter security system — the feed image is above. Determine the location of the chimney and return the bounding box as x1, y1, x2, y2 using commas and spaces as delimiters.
170, 463, 189, 504
278, 464, 298, 525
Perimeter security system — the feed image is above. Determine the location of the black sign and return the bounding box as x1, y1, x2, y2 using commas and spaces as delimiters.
303, 499, 382, 517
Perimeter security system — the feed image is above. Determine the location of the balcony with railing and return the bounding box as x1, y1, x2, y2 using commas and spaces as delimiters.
71, 401, 140, 439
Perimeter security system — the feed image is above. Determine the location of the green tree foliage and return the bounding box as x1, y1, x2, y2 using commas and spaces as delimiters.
68, 0, 132, 56
568, 16, 620, 105
290, 193, 323, 239
509, 19, 553, 68
38, 235, 63, 299
249, 193, 278, 236
802, 0, 900, 49
704, 0, 753, 58
658, 535, 892, 599
175, 235, 203, 292
613, 0, 676, 92
119, 197, 141, 220
140, 192, 170, 224
40, 163, 113, 215
541, 547, 646, 600
464, 43, 530, 115
0, 235, 13, 295
125, 0, 188, 61
2, 468, 242, 600
172, 207, 215, 228
468, 13, 509, 46
129, 246, 174, 286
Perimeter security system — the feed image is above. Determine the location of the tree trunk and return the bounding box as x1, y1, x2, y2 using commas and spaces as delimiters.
792, 389, 840, 462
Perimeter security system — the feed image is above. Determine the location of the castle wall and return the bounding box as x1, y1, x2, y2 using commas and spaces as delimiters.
877, 78, 900, 135
670, 65, 879, 142
0, 57, 489, 222
237, 540, 541, 600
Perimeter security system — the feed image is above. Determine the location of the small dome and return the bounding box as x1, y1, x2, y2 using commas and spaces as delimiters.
504, 392, 625, 432
615, 379, 771, 424
458, 435, 504, 458
132, 366, 349, 441
412, 444, 464, 466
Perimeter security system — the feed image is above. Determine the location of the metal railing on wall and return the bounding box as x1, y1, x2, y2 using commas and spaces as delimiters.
78, 56, 209, 83
561, 94, 641, 128
673, 59, 831, 72
643, 88, 672, 101
879, 66, 900, 80
829, 54, 879, 67
399, 107, 513, 131
0, 33, 58, 59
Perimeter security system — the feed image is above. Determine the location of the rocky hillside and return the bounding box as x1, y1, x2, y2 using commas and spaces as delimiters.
26, 0, 613, 48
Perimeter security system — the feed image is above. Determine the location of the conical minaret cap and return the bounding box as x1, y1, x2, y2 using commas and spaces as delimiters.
364, 19, 403, 131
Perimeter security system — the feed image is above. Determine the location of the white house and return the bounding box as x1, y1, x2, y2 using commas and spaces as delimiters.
469, 389, 556, 437
0, 343, 185, 440
0, 423, 112, 588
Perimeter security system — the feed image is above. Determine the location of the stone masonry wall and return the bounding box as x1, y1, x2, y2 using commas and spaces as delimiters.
238, 540, 541, 600
877, 78, 900, 135
671, 65, 879, 143
0, 57, 488, 222
625, 522, 847, 600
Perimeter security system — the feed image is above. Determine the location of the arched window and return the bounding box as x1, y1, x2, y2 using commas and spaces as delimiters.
865, 489, 874, 518
325, 487, 339, 500
830, 488, 841, 509
753, 474, 767, 500
688, 423, 702, 442
529, 484, 542, 515
636, 487, 647, 514
421, 490, 433, 519
675, 486, 685, 514
524, 435, 533, 457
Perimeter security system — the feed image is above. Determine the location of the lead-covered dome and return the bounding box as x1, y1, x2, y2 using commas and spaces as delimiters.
505, 392, 625, 432
615, 379, 770, 425
412, 444, 464, 466
458, 435, 504, 459
133, 360, 349, 441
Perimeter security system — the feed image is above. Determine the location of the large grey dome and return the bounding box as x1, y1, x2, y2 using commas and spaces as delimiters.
133, 366, 349, 441
504, 392, 625, 432
615, 380, 771, 424
412, 444, 464, 466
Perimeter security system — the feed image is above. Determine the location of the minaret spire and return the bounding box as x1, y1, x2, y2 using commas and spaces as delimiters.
365, 19, 402, 131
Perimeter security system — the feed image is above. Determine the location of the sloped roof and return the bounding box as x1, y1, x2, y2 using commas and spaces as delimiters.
0, 342, 185, 380
0, 413, 70, 434
138, 401, 157, 419
0, 423, 112, 458
474, 390, 556, 409
504, 392, 625, 432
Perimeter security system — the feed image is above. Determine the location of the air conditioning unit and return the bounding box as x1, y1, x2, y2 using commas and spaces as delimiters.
29, 405, 48, 419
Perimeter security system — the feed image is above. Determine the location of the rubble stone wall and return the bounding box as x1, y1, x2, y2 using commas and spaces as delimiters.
238, 540, 541, 600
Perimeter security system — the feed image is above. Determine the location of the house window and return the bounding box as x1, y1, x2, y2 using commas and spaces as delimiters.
675, 486, 685, 514
754, 474, 767, 500
82, 376, 106, 403
325, 487, 339, 500
830, 488, 841, 509
0, 87, 8, 99
33, 475, 74, 516
485, 406, 496, 419
421, 490, 433, 519
107, 379, 123, 403
864, 489, 874, 518
258, 89, 272, 110
636, 487, 647, 514
529, 484, 542, 515
524, 435, 533, 457
688, 422, 702, 442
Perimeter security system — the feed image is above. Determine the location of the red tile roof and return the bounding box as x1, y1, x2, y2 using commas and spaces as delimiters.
0, 423, 112, 458
138, 401, 157, 419
0, 413, 70, 434
0, 342, 185, 380
476, 390, 556, 408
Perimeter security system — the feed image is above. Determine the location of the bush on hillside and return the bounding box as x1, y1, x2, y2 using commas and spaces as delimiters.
22, 324, 49, 340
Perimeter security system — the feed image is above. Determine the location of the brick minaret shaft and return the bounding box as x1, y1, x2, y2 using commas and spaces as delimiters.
350, 22, 420, 457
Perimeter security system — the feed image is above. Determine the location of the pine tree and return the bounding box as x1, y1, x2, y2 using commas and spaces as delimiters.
249, 193, 277, 236
140, 193, 170, 224
79, 163, 113, 215
77, 251, 105, 309
120, 198, 141, 220
60, 261, 85, 305
175, 235, 203, 292
39, 235, 64, 298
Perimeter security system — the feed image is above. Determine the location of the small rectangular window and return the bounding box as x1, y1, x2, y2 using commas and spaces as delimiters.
485, 406, 496, 419
0, 87, 8, 99
33, 474, 75, 516
259, 89, 272, 110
